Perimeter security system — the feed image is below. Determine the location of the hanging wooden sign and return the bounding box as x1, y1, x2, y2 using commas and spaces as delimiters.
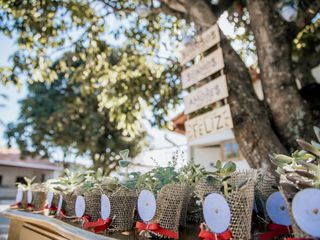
180, 24, 220, 65
184, 75, 228, 114
182, 48, 224, 89
185, 104, 233, 140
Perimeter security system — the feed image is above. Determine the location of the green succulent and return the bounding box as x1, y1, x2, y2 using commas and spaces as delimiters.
16, 176, 36, 190
206, 160, 237, 197
273, 126, 320, 196
178, 162, 209, 185
51, 169, 86, 194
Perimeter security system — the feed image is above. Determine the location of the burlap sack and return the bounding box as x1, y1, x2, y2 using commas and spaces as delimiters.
62, 192, 77, 216
186, 194, 202, 223
226, 170, 257, 240
254, 170, 277, 221
155, 183, 189, 234
49, 193, 60, 215
179, 185, 192, 227
84, 188, 102, 222
106, 186, 138, 232
20, 191, 28, 209
31, 191, 47, 211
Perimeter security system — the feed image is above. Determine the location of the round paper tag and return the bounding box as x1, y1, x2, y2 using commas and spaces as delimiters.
100, 194, 111, 220
137, 189, 156, 222
266, 191, 291, 226
27, 189, 32, 204
292, 188, 320, 237
75, 196, 85, 218
47, 192, 54, 208
56, 195, 63, 215
203, 193, 231, 234
16, 190, 23, 203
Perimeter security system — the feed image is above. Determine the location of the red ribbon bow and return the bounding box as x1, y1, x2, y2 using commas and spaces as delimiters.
10, 202, 21, 209
198, 225, 232, 240
259, 223, 292, 240
83, 217, 112, 233
135, 221, 179, 239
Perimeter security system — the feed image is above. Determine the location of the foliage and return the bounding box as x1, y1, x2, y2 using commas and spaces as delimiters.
16, 176, 36, 190
5, 52, 146, 174
206, 160, 237, 196
178, 162, 209, 185
81, 168, 120, 191
122, 157, 179, 193
273, 126, 320, 198
51, 169, 86, 194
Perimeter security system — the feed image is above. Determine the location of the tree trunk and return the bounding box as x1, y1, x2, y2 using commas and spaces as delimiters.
161, 0, 287, 168
247, 0, 315, 151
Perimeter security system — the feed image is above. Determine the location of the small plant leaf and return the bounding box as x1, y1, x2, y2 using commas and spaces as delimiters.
119, 149, 129, 160
314, 126, 320, 142
119, 160, 131, 168
297, 139, 320, 157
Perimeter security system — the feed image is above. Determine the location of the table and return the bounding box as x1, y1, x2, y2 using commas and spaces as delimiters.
1, 209, 198, 240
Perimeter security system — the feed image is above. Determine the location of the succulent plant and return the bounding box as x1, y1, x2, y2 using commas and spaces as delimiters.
51, 169, 86, 194
16, 176, 36, 190
206, 160, 237, 196
81, 168, 120, 191
272, 126, 320, 198
178, 161, 209, 185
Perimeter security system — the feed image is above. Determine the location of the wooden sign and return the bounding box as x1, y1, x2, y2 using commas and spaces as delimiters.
182, 48, 224, 89
185, 104, 233, 140
184, 75, 228, 114
180, 24, 220, 65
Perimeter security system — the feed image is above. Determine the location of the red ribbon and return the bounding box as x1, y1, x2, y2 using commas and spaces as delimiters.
135, 221, 179, 239
10, 202, 21, 209
198, 225, 232, 240
83, 217, 112, 233
259, 223, 292, 240
286, 238, 314, 240
26, 203, 33, 210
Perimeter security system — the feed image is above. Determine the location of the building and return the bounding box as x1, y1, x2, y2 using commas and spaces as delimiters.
0, 148, 61, 199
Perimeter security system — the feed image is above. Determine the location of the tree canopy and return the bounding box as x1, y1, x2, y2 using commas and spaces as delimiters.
1, 0, 320, 169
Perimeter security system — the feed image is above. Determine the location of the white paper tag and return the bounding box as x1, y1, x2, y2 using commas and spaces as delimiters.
27, 189, 32, 204
56, 195, 63, 215
203, 193, 231, 234
47, 192, 54, 208
137, 189, 156, 222
75, 196, 85, 218
100, 194, 111, 220
16, 190, 23, 203
292, 188, 320, 237
266, 191, 291, 226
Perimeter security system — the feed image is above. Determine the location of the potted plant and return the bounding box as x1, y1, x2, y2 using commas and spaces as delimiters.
272, 126, 320, 238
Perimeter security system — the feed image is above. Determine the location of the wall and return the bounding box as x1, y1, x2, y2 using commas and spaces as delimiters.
0, 166, 54, 187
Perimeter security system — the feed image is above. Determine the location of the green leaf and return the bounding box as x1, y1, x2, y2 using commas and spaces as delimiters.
222, 161, 236, 174
119, 160, 131, 168
297, 139, 320, 157
119, 149, 129, 160
314, 126, 320, 142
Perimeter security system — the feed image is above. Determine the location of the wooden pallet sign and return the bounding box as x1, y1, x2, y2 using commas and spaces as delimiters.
185, 104, 233, 140
184, 75, 228, 114
181, 48, 224, 89
180, 24, 220, 65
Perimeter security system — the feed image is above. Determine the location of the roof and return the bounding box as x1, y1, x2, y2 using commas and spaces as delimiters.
0, 148, 61, 171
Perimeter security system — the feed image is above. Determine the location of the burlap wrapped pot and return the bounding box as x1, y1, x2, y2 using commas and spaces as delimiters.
83, 188, 102, 222
62, 192, 77, 216
31, 191, 47, 211
179, 185, 192, 227
154, 183, 189, 235
20, 191, 28, 209
226, 170, 257, 240
106, 186, 138, 232
254, 170, 277, 221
